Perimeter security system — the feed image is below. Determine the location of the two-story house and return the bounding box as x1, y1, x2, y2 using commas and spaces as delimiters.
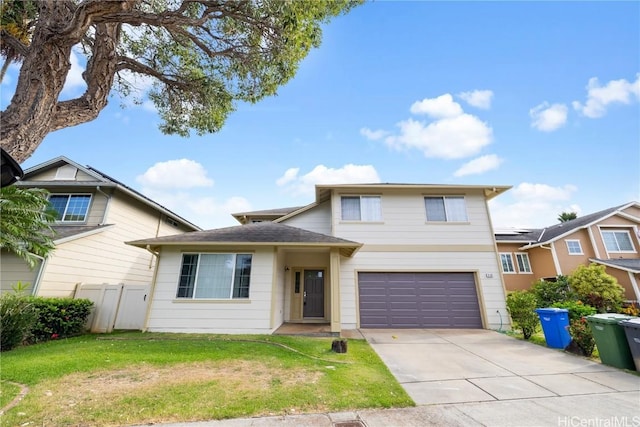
496, 202, 640, 303
0, 156, 201, 296
127, 183, 512, 335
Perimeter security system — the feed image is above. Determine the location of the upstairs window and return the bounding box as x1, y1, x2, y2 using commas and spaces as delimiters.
341, 196, 382, 221
565, 240, 583, 255
602, 230, 635, 253
177, 253, 252, 299
48, 194, 91, 222
425, 196, 468, 222
500, 253, 515, 273
515, 253, 532, 273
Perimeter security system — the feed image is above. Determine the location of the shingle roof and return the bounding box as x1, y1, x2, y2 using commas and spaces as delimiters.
126, 222, 362, 257
497, 202, 637, 248
590, 258, 640, 273
494, 229, 544, 243
49, 224, 111, 241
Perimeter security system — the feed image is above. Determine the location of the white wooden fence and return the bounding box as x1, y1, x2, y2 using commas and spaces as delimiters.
74, 283, 150, 333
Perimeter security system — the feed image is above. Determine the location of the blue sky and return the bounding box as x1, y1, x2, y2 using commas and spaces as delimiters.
2, 1, 639, 230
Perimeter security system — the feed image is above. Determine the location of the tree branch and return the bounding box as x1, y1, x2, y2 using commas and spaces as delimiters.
0, 30, 30, 57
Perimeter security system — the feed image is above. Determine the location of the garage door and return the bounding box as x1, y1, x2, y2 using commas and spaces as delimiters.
358, 272, 482, 328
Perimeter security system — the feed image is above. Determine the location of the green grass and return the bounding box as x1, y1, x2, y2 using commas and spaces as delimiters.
0, 381, 21, 409
0, 332, 413, 426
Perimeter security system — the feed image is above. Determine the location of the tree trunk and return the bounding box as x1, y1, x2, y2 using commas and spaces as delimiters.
0, 1, 76, 163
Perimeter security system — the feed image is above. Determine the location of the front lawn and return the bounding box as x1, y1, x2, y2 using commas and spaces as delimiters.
0, 333, 413, 426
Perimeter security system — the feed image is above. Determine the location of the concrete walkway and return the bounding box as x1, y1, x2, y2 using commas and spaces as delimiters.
137, 329, 640, 427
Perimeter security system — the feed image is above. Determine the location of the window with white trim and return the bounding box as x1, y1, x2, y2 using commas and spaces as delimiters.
177, 253, 252, 299
601, 230, 635, 253
500, 253, 515, 273
565, 240, 583, 255
515, 253, 532, 273
341, 196, 382, 221
48, 194, 91, 222
425, 196, 468, 222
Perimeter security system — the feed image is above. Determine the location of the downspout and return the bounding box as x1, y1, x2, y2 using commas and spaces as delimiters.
141, 244, 160, 332
628, 271, 640, 303
540, 243, 562, 276
30, 254, 48, 296
95, 186, 111, 226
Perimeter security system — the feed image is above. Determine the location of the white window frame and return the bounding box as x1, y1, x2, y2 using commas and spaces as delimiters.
565, 239, 583, 255
48, 193, 92, 222
176, 253, 252, 300
499, 253, 516, 274
515, 253, 532, 274
424, 196, 468, 222
601, 229, 636, 253
340, 195, 382, 222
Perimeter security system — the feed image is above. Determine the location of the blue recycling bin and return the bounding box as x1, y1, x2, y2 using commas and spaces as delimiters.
536, 308, 571, 349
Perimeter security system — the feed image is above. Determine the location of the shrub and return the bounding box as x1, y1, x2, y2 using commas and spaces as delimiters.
568, 264, 625, 313
28, 297, 93, 343
1, 291, 36, 351
551, 300, 597, 321
531, 275, 575, 307
619, 302, 640, 317
568, 317, 596, 357
506, 290, 539, 340
552, 301, 597, 357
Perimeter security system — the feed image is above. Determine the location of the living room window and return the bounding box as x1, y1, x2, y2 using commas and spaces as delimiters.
601, 230, 635, 253
565, 240, 583, 255
515, 253, 532, 273
500, 253, 515, 273
48, 194, 91, 222
341, 196, 382, 221
425, 196, 468, 222
176, 253, 252, 299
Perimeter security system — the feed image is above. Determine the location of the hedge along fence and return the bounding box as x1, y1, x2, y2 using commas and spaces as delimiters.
29, 297, 94, 343
0, 294, 93, 351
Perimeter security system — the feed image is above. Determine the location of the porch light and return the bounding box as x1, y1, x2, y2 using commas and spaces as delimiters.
0, 148, 24, 188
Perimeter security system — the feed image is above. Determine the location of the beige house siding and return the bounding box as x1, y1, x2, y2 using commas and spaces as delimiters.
0, 250, 40, 293
36, 192, 191, 297
145, 246, 276, 333
330, 189, 495, 245
29, 167, 96, 182
280, 201, 331, 235
339, 250, 508, 330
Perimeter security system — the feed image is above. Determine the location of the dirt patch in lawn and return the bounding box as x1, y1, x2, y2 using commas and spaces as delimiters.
31, 360, 323, 425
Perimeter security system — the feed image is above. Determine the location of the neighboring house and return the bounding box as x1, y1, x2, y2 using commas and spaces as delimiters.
127, 183, 512, 335
0, 156, 201, 297
495, 202, 640, 302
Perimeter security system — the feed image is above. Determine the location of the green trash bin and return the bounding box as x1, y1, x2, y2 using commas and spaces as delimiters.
586, 313, 635, 370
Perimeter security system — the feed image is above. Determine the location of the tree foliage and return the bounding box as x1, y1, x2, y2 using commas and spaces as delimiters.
0, 185, 56, 267
0, 0, 362, 163
557, 211, 578, 222
568, 263, 625, 313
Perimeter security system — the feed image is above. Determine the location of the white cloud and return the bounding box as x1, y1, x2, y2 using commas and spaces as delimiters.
409, 94, 463, 118
137, 159, 214, 189
384, 114, 492, 159
61, 48, 86, 96
360, 128, 390, 141
277, 164, 381, 197
489, 182, 580, 229
454, 154, 503, 177
512, 182, 577, 201
458, 90, 493, 109
529, 102, 568, 132
572, 74, 640, 118
276, 168, 300, 186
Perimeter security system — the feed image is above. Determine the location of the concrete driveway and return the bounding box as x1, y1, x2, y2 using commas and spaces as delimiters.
360, 328, 640, 425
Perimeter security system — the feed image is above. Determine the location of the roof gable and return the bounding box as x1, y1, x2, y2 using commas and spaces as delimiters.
18, 156, 201, 231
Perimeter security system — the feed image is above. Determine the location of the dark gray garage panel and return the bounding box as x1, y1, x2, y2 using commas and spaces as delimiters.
358, 272, 482, 328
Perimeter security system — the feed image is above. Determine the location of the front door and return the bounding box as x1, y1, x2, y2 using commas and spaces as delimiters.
303, 270, 324, 318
